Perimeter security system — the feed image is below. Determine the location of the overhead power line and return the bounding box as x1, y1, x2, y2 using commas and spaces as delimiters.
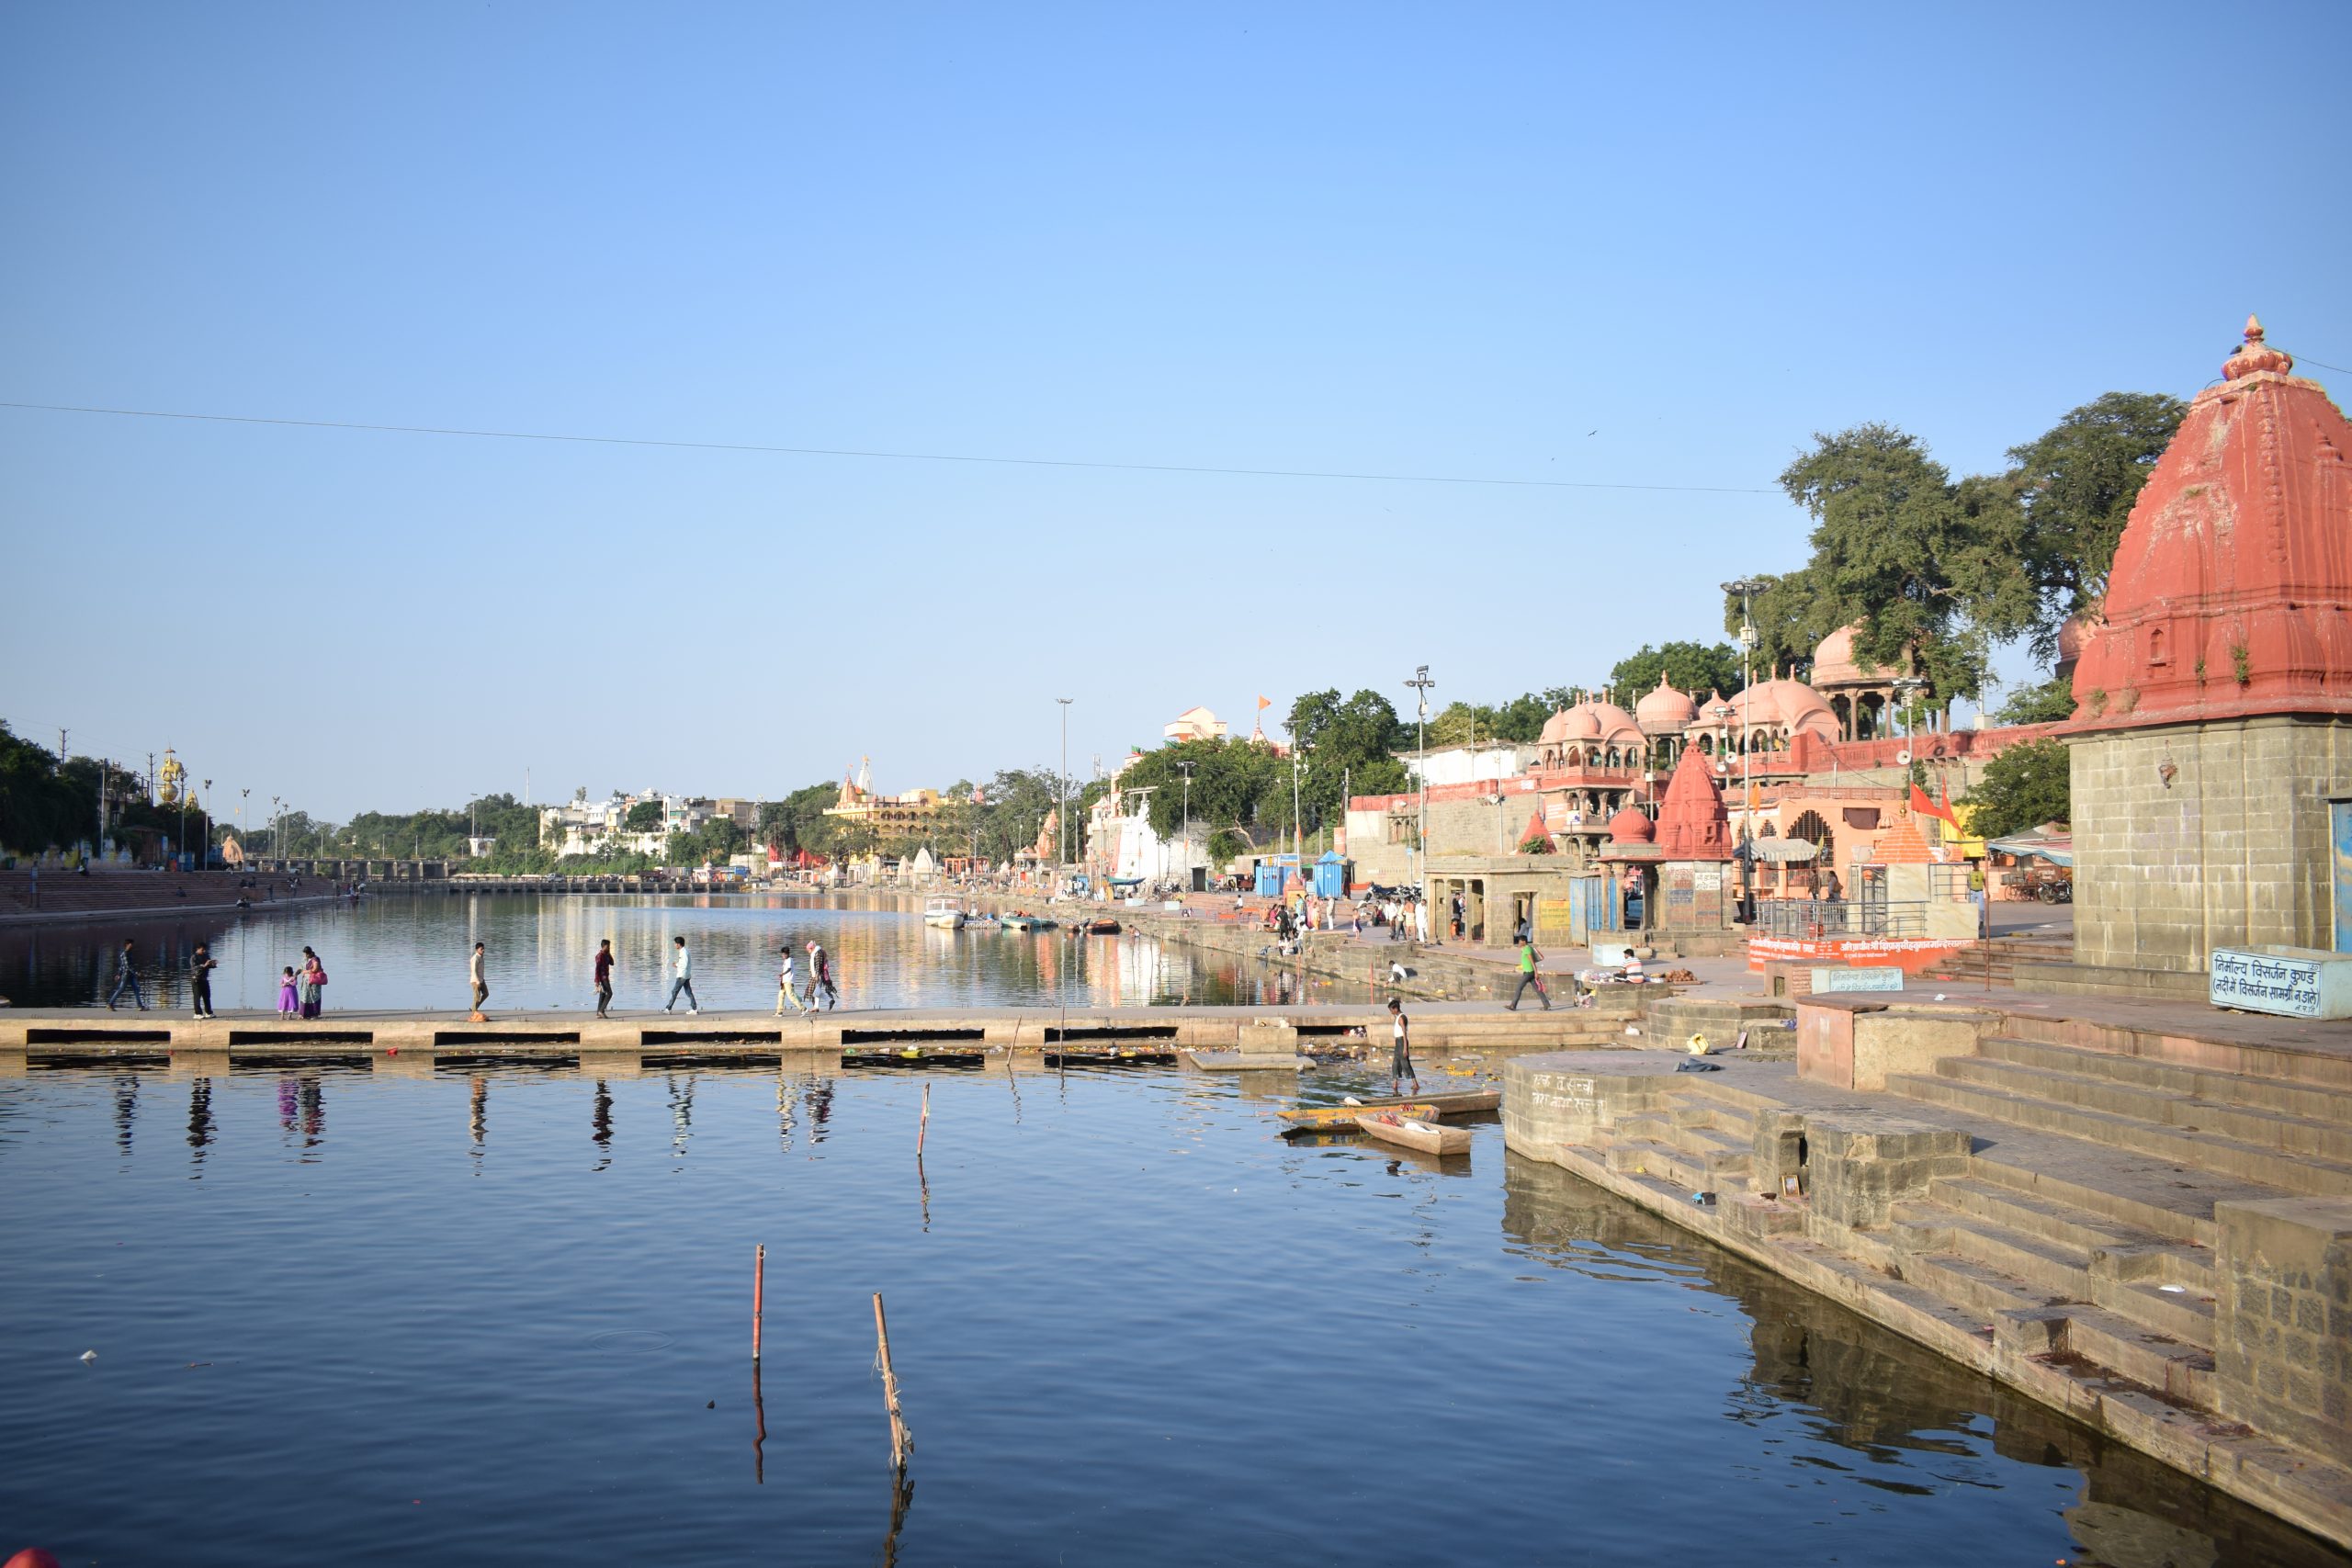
0, 399, 1776, 496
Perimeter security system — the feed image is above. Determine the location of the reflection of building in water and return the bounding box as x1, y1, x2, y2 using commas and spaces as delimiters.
1497, 1153, 2345, 1568
187, 1077, 214, 1167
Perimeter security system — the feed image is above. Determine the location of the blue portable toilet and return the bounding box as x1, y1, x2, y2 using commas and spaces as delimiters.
1253, 859, 1285, 898
1311, 852, 1349, 898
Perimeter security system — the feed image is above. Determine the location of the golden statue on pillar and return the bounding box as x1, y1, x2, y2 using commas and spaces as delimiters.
157, 749, 186, 806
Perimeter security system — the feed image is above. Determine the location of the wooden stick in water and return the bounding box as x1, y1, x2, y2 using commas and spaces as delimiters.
872, 1291, 912, 1471
752, 1244, 764, 1362
917, 1082, 930, 1155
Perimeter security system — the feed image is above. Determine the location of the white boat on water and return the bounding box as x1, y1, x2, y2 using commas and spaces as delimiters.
923, 897, 967, 931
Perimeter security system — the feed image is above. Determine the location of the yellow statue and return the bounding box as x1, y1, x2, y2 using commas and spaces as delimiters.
158, 749, 186, 806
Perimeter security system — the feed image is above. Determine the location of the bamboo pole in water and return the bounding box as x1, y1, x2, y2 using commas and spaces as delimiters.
872, 1292, 912, 1471
917, 1082, 930, 1155
752, 1244, 764, 1362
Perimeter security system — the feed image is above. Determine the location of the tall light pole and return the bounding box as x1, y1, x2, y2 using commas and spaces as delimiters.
1722, 580, 1762, 922
1056, 697, 1073, 880
270, 795, 283, 864
200, 779, 211, 868
240, 788, 250, 866
1176, 759, 1195, 886
1406, 665, 1435, 887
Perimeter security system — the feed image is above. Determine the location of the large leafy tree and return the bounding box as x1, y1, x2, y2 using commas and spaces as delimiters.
1769, 423, 2031, 704
1991, 675, 2076, 727
1725, 569, 1825, 681
1959, 737, 2071, 837
1609, 641, 1745, 701
0, 723, 90, 852
2006, 391, 2186, 661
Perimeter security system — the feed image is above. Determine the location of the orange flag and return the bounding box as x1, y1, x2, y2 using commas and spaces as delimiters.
1256, 694, 1272, 710
1909, 781, 1959, 828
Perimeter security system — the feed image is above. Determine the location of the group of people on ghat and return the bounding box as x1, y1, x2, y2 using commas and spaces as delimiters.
465, 934, 845, 1020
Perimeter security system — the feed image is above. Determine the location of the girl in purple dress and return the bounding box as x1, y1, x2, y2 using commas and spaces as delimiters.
277, 966, 300, 1019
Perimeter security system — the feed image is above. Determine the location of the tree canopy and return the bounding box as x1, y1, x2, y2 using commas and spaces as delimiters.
1959, 738, 2071, 838
1608, 641, 1745, 701
2006, 391, 2185, 662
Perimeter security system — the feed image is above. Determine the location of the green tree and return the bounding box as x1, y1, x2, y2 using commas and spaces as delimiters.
1769, 423, 2031, 704
1608, 641, 1745, 701
0, 723, 91, 853
624, 799, 665, 833
1727, 569, 1825, 681
2005, 390, 2186, 661
1991, 675, 2076, 727
1958, 737, 2071, 838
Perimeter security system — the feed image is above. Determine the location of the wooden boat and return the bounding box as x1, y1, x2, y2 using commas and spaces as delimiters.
1001, 913, 1058, 932
922, 897, 967, 931
1354, 1111, 1472, 1156
1277, 1100, 1439, 1129
1339, 1089, 1500, 1116
1084, 919, 1122, 935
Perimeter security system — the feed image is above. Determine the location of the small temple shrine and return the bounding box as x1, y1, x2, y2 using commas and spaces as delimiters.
2067, 316, 2352, 977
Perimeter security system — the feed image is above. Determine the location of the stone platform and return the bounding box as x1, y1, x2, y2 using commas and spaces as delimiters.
1502, 987, 2352, 1551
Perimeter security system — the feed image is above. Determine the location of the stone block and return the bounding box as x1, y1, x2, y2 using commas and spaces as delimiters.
1803, 1112, 1972, 1233
2214, 1196, 2352, 1461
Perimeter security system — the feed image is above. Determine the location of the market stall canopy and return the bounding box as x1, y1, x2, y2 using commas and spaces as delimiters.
1744, 838, 1819, 863
1987, 830, 2074, 867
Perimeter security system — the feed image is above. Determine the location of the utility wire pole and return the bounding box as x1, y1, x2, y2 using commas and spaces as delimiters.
1723, 580, 1762, 923
1056, 697, 1073, 882
1407, 665, 1435, 894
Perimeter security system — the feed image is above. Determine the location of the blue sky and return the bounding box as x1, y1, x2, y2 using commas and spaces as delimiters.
4, 2, 2346, 820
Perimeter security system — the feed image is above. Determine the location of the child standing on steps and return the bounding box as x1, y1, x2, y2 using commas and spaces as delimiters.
277, 966, 300, 1019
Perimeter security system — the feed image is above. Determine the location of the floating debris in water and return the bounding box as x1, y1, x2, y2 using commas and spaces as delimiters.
78, 1350, 96, 1363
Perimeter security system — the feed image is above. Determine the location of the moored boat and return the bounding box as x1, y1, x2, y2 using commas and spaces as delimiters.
1354, 1112, 1473, 1156
923, 897, 967, 930
1277, 1100, 1439, 1129
1002, 912, 1059, 931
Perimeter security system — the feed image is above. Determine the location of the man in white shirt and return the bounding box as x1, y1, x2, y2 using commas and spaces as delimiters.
665, 936, 699, 1014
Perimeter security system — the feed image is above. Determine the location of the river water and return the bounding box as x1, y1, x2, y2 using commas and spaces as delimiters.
2, 1058, 2340, 1566
0, 892, 1338, 1012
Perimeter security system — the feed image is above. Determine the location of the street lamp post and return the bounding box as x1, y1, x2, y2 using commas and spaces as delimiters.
1406, 665, 1435, 891
1176, 760, 1194, 886
1056, 697, 1073, 883
200, 779, 211, 869
270, 795, 283, 865
1722, 580, 1763, 922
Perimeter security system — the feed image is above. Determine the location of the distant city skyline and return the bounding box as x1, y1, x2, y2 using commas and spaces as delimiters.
5, 3, 2346, 820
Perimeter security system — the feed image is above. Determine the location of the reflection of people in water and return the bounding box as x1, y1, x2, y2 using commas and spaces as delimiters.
113, 1075, 138, 1155
187, 1077, 215, 1162
804, 1078, 834, 1143
592, 1080, 613, 1171
299, 1075, 324, 1147
279, 1076, 299, 1133
470, 1075, 489, 1153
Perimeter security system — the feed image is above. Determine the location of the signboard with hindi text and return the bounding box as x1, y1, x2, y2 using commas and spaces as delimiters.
2210, 946, 2352, 1020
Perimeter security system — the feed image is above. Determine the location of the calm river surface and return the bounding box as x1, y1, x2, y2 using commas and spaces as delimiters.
0, 892, 1329, 1012
3, 1060, 2340, 1566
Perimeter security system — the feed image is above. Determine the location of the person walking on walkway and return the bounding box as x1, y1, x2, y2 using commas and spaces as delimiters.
775, 943, 809, 1016
593, 939, 615, 1018
664, 935, 699, 1014
1412, 900, 1430, 944
1387, 998, 1418, 1095
190, 942, 218, 1019
469, 942, 489, 1021
805, 941, 839, 1011
107, 939, 147, 1010
1507, 936, 1551, 1011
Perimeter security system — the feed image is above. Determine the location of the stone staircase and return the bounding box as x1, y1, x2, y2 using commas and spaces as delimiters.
1867, 1033, 2352, 1415
1579, 1029, 2352, 1435
1916, 932, 2075, 987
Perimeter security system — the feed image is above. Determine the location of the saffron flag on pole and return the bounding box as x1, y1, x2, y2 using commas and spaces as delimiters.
1257, 695, 1272, 710
1909, 781, 1960, 829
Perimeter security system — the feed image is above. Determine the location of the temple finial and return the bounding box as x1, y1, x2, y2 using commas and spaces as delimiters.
2225, 312, 2294, 380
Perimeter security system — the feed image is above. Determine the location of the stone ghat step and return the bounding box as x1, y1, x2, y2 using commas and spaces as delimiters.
1997, 1302, 2217, 1407
1603, 1139, 1726, 1196
1996, 1010, 2352, 1093
1886, 1199, 2215, 1337
1941, 1054, 2352, 1164
1982, 1035, 2352, 1124
1887, 1071, 2352, 1200
1928, 1173, 2216, 1284
1612, 1115, 1753, 1180
1962, 1132, 2288, 1252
